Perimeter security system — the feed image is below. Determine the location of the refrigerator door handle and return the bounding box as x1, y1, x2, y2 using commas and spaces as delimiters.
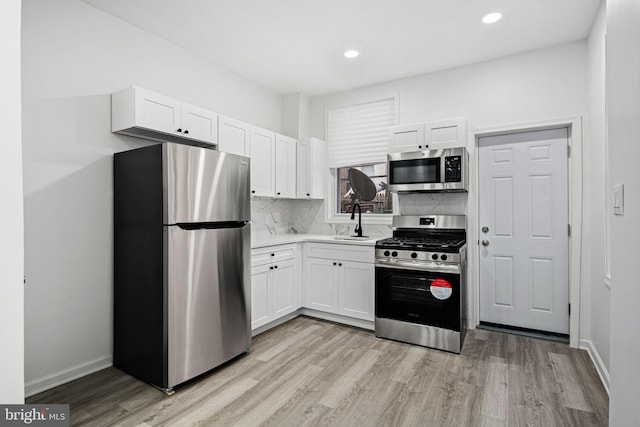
175, 221, 249, 230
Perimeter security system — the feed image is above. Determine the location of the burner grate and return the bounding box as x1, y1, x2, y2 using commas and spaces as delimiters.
375, 235, 466, 252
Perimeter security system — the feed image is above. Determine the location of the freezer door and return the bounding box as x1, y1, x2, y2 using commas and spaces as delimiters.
164, 143, 250, 224
166, 224, 251, 388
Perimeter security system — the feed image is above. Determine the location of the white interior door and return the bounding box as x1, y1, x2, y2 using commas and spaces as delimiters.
479, 128, 569, 334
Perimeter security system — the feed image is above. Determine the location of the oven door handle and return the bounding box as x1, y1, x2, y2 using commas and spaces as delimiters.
375, 259, 461, 274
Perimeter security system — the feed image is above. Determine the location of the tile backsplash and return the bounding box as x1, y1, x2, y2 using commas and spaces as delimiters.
251, 192, 468, 240
397, 192, 467, 215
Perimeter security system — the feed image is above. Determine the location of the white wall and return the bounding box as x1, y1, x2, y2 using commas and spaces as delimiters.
606, 0, 640, 424
0, 0, 25, 404
309, 42, 587, 138
21, 0, 282, 396
584, 2, 610, 385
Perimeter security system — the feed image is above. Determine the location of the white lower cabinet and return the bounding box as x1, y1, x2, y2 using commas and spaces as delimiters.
271, 259, 297, 317
251, 265, 271, 329
251, 245, 299, 330
303, 243, 375, 322
340, 261, 375, 321
304, 257, 340, 313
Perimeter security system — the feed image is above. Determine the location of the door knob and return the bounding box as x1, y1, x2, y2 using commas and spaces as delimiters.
482, 240, 490, 247
482, 226, 489, 233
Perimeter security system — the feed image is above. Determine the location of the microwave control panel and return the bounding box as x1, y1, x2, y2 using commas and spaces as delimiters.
444, 155, 462, 182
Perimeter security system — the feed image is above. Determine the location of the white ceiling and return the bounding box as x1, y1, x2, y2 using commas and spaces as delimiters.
83, 0, 602, 96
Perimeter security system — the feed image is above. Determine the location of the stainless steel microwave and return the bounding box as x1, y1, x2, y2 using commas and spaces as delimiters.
387, 147, 468, 193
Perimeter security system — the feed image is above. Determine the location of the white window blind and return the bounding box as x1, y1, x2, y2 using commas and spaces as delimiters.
326, 96, 396, 168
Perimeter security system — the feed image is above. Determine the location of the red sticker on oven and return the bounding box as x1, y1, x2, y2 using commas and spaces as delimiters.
430, 278, 453, 300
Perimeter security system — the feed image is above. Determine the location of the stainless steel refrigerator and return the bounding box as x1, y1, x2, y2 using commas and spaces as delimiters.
114, 143, 251, 392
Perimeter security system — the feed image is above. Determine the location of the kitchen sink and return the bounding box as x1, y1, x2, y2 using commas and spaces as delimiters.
331, 235, 374, 241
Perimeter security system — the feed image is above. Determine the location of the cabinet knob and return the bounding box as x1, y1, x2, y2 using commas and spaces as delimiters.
270, 266, 274, 270
274, 265, 278, 269
277, 192, 281, 195
306, 193, 310, 196
338, 263, 342, 266
333, 262, 337, 266
271, 253, 275, 256
184, 130, 189, 134
177, 128, 182, 133
418, 145, 422, 149
251, 190, 256, 194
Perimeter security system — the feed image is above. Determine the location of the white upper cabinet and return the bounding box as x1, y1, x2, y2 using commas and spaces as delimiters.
218, 115, 251, 157
297, 137, 326, 199
388, 117, 467, 153
249, 126, 276, 197
249, 127, 297, 199
180, 102, 218, 145
112, 86, 218, 146
388, 123, 425, 153
275, 134, 297, 198
424, 117, 467, 150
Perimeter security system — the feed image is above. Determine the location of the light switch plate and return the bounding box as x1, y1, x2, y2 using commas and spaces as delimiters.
613, 183, 624, 216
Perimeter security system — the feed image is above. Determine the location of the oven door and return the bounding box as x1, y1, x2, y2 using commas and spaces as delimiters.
375, 265, 460, 331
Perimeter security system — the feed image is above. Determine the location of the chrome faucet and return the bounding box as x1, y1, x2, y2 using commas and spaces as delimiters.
350, 203, 363, 237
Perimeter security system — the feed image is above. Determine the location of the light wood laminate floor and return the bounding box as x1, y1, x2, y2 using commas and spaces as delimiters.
28, 316, 608, 426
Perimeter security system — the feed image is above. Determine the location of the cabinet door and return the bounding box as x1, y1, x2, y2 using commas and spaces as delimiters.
271, 259, 298, 317
181, 103, 218, 145
218, 115, 251, 156
251, 265, 271, 330
134, 87, 181, 136
339, 261, 375, 321
275, 134, 297, 198
309, 138, 326, 199
250, 127, 276, 197
424, 117, 466, 150
388, 123, 425, 153
296, 139, 311, 198
304, 258, 339, 314
297, 138, 326, 199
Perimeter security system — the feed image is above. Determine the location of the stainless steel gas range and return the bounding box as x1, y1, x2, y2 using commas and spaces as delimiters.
374, 215, 467, 353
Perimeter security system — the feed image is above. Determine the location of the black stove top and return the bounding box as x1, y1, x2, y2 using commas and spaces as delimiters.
376, 231, 466, 253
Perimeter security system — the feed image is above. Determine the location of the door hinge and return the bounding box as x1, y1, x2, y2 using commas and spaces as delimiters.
569, 303, 571, 316
567, 145, 571, 157
568, 224, 571, 236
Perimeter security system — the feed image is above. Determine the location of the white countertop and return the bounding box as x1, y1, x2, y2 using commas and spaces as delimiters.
251, 233, 384, 249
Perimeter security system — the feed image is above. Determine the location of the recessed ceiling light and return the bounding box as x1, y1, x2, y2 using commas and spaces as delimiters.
344, 50, 359, 59
482, 12, 502, 24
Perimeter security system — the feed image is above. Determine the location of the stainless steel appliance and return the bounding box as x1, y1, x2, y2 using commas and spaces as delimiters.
387, 147, 468, 192
375, 215, 467, 353
114, 143, 251, 393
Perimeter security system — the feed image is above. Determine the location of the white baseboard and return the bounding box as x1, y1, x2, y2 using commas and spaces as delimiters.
25, 355, 112, 398
579, 339, 610, 395
252, 311, 300, 337
300, 308, 374, 331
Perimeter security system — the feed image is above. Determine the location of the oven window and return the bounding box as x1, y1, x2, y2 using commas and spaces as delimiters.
389, 158, 440, 184
376, 268, 460, 331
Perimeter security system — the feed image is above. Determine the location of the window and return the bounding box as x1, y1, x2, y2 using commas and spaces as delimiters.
326, 95, 397, 219
337, 163, 392, 214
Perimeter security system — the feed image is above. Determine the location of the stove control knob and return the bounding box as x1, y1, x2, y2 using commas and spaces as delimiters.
391, 251, 398, 257
383, 250, 390, 257
441, 254, 448, 261
411, 252, 417, 259
431, 254, 439, 260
